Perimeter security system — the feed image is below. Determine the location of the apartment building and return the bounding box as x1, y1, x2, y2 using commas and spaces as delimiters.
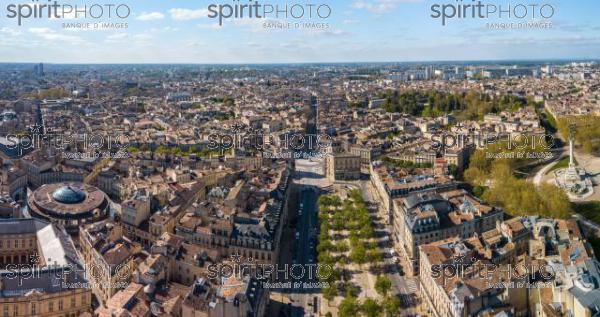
80, 220, 142, 305
393, 189, 503, 274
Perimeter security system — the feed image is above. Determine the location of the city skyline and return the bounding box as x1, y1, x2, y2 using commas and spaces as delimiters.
0, 0, 599, 63
1, 58, 600, 65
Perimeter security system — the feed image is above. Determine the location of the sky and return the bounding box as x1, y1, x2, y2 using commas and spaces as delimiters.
0, 0, 599, 63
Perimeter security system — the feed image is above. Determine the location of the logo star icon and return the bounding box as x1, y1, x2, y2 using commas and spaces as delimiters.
29, 123, 44, 134
230, 252, 242, 263
230, 122, 246, 133
454, 255, 465, 263
29, 252, 41, 264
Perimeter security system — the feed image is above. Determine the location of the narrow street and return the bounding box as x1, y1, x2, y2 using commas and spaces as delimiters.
287, 159, 327, 317
275, 158, 426, 316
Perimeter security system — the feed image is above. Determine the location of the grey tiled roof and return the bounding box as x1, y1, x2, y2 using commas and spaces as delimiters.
0, 218, 43, 234
0, 218, 86, 298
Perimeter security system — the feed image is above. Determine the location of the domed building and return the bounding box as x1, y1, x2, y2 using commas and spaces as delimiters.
27, 182, 109, 232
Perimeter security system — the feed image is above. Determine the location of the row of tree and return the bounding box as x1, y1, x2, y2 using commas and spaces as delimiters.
380, 156, 433, 169
378, 90, 540, 120
27, 87, 69, 99
127, 144, 226, 157
210, 96, 235, 107
317, 190, 400, 317
337, 291, 400, 317
557, 115, 600, 154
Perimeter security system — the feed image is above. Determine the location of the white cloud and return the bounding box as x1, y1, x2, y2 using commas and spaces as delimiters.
186, 40, 206, 47
198, 23, 221, 30
303, 28, 350, 37
169, 8, 208, 21
104, 33, 156, 45
136, 12, 165, 21
321, 29, 350, 37
28, 27, 83, 44
149, 26, 180, 32
0, 27, 21, 37
352, 0, 422, 14
105, 33, 128, 42
131, 33, 154, 45
108, 33, 127, 39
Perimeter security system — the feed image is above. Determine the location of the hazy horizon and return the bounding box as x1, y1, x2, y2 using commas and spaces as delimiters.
0, 58, 598, 66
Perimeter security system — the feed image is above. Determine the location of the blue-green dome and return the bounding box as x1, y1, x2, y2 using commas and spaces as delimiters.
52, 186, 87, 204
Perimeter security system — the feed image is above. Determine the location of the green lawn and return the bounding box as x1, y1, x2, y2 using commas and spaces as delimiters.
573, 202, 600, 223
545, 156, 577, 175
